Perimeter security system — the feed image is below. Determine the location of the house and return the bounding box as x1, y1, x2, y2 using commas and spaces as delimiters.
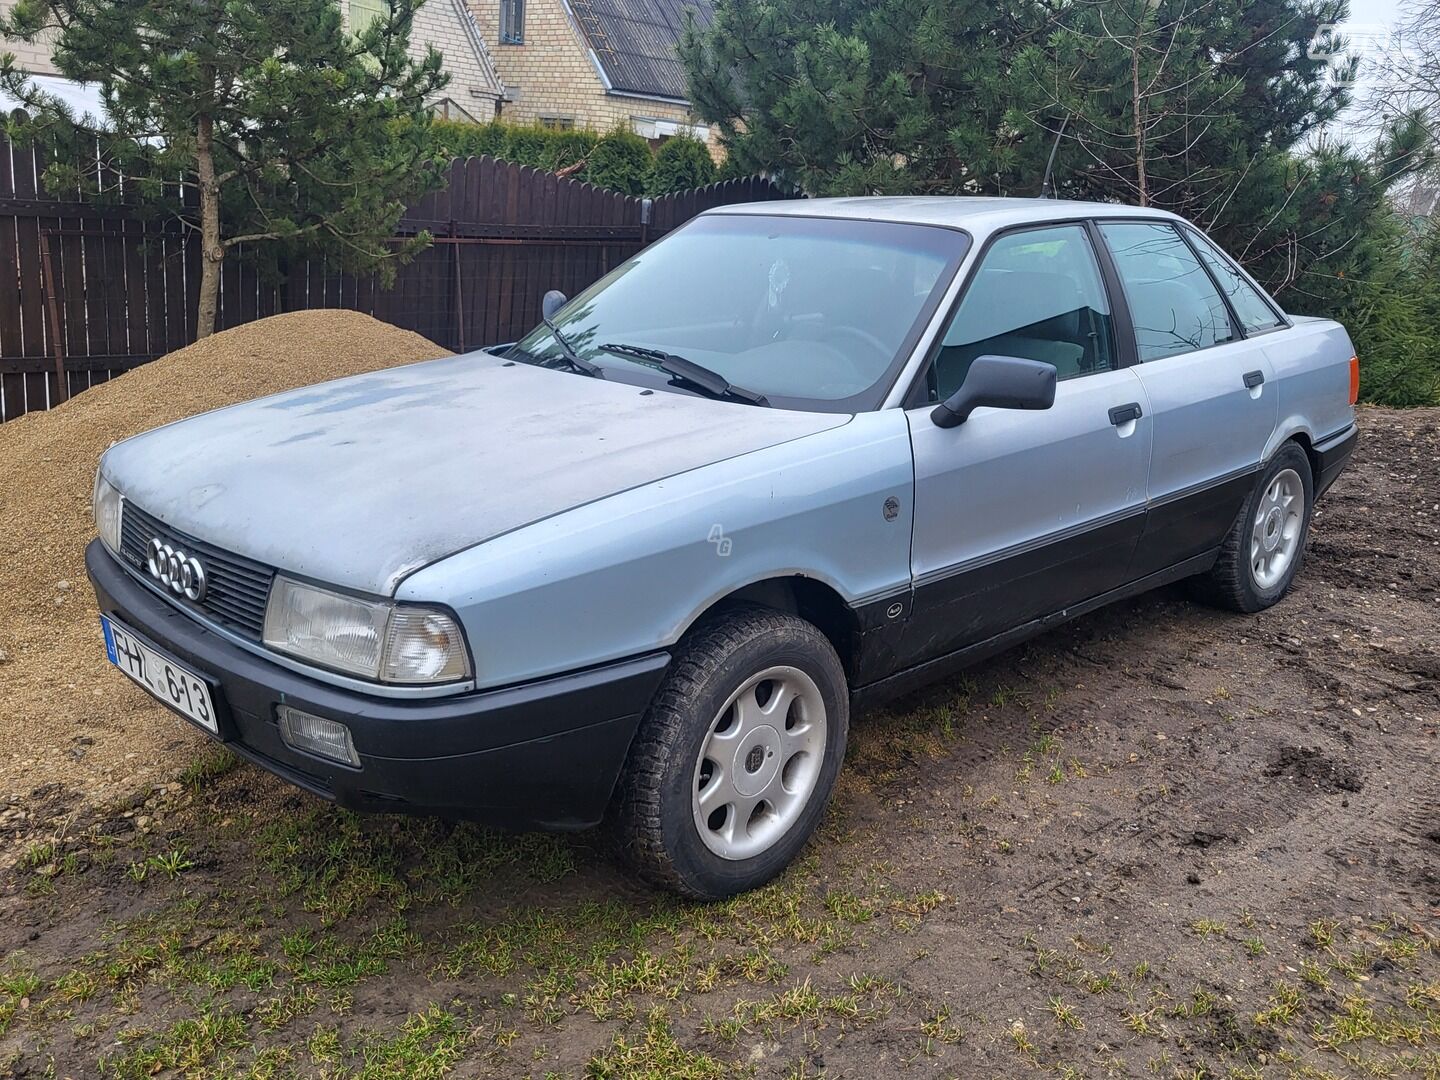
345, 0, 505, 121
469, 0, 717, 148
0, 0, 60, 77
1, 0, 505, 122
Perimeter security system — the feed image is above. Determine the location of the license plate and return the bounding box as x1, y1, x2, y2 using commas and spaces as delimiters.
101, 615, 219, 735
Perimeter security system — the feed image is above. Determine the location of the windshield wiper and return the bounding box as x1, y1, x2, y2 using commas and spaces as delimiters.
598, 343, 769, 406
543, 316, 604, 378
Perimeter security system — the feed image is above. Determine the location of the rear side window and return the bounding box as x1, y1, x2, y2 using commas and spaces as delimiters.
929, 224, 1117, 399
1184, 227, 1286, 333
1100, 222, 1237, 362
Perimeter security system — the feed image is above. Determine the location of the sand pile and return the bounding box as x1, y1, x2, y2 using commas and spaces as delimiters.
0, 311, 450, 808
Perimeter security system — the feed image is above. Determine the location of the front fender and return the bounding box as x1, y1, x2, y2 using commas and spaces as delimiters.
397, 411, 915, 690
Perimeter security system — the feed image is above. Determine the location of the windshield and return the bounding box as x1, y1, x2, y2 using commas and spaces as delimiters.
508, 214, 969, 412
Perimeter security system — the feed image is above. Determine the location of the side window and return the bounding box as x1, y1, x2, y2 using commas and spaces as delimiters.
1184, 227, 1286, 333
929, 225, 1117, 400
500, 0, 525, 43
1099, 222, 1237, 362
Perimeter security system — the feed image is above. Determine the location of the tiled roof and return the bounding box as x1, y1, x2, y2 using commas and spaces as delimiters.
567, 0, 713, 102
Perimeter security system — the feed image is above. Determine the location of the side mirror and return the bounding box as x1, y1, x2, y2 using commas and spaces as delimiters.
931, 355, 1057, 428
541, 289, 567, 321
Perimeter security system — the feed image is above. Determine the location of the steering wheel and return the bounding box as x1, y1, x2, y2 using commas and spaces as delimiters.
748, 296, 789, 346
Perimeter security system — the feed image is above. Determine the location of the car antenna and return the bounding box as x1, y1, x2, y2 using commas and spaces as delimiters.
1040, 116, 1068, 199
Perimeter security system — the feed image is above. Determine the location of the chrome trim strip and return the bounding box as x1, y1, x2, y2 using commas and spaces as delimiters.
912, 504, 1147, 589
1146, 462, 1262, 509
1314, 422, 1357, 450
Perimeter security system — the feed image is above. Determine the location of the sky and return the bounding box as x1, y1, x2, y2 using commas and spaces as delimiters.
1331, 0, 1413, 142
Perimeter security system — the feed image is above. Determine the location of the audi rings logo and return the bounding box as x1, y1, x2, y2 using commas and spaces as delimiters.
146, 538, 208, 602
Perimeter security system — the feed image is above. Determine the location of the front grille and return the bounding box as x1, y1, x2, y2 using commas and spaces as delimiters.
119, 502, 276, 640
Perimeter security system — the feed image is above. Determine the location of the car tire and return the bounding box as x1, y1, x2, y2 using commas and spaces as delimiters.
1192, 441, 1313, 613
612, 605, 849, 900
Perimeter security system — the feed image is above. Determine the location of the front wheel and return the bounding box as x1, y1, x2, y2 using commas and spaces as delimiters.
612, 606, 849, 900
1193, 441, 1313, 613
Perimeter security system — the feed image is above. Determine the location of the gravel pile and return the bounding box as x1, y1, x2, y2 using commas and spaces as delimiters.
0, 311, 450, 808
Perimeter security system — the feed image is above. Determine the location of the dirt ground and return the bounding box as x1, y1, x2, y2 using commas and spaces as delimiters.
0, 404, 1436, 1079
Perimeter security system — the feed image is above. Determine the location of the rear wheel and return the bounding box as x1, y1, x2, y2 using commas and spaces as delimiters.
1193, 442, 1313, 612
613, 606, 848, 899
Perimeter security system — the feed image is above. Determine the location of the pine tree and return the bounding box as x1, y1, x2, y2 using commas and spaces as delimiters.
0, 0, 449, 337
680, 0, 1026, 196
680, 0, 1435, 315
681, 0, 1355, 202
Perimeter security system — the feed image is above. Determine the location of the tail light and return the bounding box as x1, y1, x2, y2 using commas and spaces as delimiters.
1348, 356, 1360, 405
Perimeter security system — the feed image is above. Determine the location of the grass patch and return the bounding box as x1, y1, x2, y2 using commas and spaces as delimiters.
587, 1009, 731, 1079
179, 745, 242, 790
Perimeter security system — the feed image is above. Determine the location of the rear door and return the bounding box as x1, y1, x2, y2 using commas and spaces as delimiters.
1096, 220, 1280, 577
900, 222, 1152, 669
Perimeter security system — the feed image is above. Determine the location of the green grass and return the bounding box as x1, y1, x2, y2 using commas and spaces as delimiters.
105, 1003, 249, 1078
587, 1010, 731, 1079
0, 970, 42, 1036
179, 745, 242, 790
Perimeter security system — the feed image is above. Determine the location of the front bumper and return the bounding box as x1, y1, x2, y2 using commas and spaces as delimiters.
86, 541, 670, 830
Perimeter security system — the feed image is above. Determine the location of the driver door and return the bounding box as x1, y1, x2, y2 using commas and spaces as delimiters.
900, 223, 1152, 668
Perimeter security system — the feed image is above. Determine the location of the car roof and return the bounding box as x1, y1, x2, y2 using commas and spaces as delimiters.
705, 195, 1186, 235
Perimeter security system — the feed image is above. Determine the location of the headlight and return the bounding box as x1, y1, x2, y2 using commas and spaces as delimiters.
262, 577, 471, 685
93, 472, 123, 552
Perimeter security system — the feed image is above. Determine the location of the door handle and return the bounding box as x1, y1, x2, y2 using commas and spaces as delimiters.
1109, 402, 1143, 426
1243, 370, 1265, 389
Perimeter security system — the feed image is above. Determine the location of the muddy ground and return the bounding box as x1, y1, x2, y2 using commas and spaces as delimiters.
0, 405, 1436, 1079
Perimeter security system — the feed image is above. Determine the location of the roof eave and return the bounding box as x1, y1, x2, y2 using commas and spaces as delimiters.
604, 88, 694, 108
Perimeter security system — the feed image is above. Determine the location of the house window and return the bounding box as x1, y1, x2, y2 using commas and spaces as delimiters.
539, 116, 574, 131
500, 0, 525, 43
631, 117, 710, 143
349, 0, 388, 36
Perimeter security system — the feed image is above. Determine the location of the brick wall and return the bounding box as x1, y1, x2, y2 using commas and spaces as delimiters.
408, 0, 504, 121
0, 1, 62, 77
468, 0, 719, 153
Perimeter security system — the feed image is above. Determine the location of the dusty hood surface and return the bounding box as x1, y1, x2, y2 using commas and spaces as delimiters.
102, 352, 849, 594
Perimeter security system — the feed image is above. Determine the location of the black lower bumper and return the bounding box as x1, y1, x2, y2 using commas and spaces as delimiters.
86, 541, 670, 830
1314, 423, 1358, 497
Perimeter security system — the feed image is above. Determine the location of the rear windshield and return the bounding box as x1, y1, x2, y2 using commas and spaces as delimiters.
509, 214, 969, 412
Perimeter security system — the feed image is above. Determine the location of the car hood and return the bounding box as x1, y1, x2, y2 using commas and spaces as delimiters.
102, 352, 850, 595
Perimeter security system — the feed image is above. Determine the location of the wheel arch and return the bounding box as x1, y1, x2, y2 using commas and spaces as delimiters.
679, 576, 861, 680
1284, 430, 1321, 482
1266, 420, 1320, 480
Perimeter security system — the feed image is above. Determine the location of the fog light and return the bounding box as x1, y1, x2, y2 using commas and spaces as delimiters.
277, 705, 360, 767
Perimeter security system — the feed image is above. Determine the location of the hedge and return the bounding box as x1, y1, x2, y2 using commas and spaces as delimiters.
432, 119, 718, 196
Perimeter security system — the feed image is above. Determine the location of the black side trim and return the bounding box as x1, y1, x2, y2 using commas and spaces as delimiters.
852, 550, 1217, 709
897, 510, 1146, 672
913, 505, 1145, 589
1128, 466, 1259, 579
1314, 423, 1358, 497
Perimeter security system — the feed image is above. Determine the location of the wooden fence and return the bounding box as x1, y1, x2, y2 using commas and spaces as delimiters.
0, 143, 797, 423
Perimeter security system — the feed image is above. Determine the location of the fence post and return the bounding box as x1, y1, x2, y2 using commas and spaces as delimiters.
38, 231, 69, 404
449, 220, 465, 353
639, 198, 652, 248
